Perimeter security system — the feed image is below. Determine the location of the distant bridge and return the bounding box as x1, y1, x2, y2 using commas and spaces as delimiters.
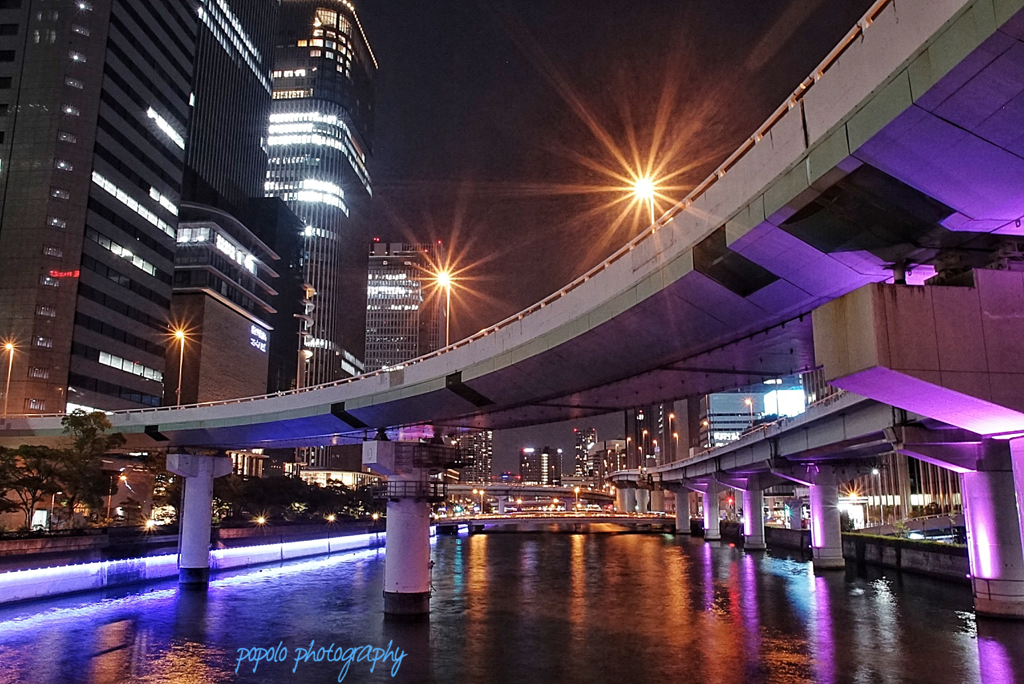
437, 514, 675, 534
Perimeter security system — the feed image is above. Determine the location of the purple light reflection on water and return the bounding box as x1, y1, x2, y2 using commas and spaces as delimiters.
811, 574, 836, 684
0, 535, 1018, 683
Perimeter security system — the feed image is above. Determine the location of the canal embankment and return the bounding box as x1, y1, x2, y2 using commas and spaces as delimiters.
0, 522, 389, 605
689, 520, 970, 583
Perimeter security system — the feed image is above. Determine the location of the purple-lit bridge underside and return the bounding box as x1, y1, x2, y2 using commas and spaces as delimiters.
2, 0, 1023, 452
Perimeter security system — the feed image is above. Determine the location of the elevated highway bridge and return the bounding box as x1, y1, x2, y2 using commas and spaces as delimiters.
6, 0, 1024, 618
4, 0, 1024, 453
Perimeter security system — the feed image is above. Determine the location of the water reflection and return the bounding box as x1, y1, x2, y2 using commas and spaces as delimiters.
0, 535, 1021, 683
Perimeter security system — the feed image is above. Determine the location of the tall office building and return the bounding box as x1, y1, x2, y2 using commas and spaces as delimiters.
456, 429, 493, 484
0, 0, 196, 413
185, 0, 277, 214
165, 0, 281, 407
519, 448, 541, 485
573, 427, 596, 477
265, 0, 377, 386
364, 241, 445, 371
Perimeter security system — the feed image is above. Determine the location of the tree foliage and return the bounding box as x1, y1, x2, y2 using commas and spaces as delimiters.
56, 410, 127, 518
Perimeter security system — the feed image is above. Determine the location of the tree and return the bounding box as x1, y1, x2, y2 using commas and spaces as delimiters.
5, 445, 62, 529
0, 448, 20, 518
56, 410, 126, 522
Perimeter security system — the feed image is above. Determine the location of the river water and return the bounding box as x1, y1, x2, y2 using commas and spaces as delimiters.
0, 533, 1022, 684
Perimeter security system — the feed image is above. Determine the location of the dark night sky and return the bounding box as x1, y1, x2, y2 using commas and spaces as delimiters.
355, 1, 874, 472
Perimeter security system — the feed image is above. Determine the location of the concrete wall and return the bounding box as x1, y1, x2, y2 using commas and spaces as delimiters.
843, 533, 970, 583
764, 526, 969, 583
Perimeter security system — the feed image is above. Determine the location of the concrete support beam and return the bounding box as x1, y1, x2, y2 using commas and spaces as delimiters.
166, 453, 232, 586
624, 487, 636, 515
497, 496, 507, 515
384, 497, 431, 616
814, 271, 1024, 436
956, 440, 1024, 618
741, 478, 766, 551
650, 489, 665, 513
615, 486, 626, 512
809, 470, 844, 570
703, 481, 721, 541
675, 490, 691, 535
636, 488, 650, 514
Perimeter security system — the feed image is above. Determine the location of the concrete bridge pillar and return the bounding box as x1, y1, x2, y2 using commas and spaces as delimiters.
809, 471, 844, 570
384, 494, 431, 616
363, 440, 453, 618
703, 482, 721, 541
636, 488, 650, 514
496, 496, 507, 515
741, 480, 766, 551
614, 487, 626, 512
166, 453, 232, 586
624, 487, 636, 515
650, 489, 665, 513
674, 490, 691, 535
962, 442, 1024, 618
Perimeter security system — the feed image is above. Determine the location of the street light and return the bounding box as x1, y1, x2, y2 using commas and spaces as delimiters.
872, 468, 883, 526
744, 397, 754, 425
436, 269, 452, 347
574, 486, 580, 510
632, 176, 657, 224
49, 491, 62, 531
2, 341, 14, 418
106, 468, 125, 522
172, 328, 188, 406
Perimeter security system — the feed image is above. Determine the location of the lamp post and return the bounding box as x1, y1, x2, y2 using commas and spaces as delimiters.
173, 329, 187, 406
744, 397, 754, 426
872, 468, 883, 526
49, 491, 61, 531
436, 269, 452, 347
106, 469, 126, 522
2, 341, 14, 418
574, 486, 580, 511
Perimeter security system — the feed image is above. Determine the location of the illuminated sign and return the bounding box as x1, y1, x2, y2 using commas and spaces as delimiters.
49, 269, 80, 278
249, 324, 268, 353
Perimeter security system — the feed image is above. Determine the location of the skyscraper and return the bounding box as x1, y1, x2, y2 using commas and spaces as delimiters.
455, 429, 493, 484
573, 427, 596, 477
185, 0, 278, 214
364, 241, 445, 372
167, 0, 280, 406
265, 0, 377, 386
0, 0, 197, 413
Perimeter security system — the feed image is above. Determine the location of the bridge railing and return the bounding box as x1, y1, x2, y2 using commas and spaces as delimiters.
5, 1, 894, 422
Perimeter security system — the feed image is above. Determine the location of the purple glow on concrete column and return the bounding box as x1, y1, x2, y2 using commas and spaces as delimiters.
962, 471, 999, 581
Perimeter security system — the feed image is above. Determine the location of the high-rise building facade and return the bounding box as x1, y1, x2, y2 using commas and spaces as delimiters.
364, 241, 445, 372
519, 448, 540, 485
456, 429, 493, 484
265, 0, 377, 386
166, 0, 281, 408
573, 427, 596, 477
0, 0, 197, 413
185, 0, 277, 214
168, 203, 278, 405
